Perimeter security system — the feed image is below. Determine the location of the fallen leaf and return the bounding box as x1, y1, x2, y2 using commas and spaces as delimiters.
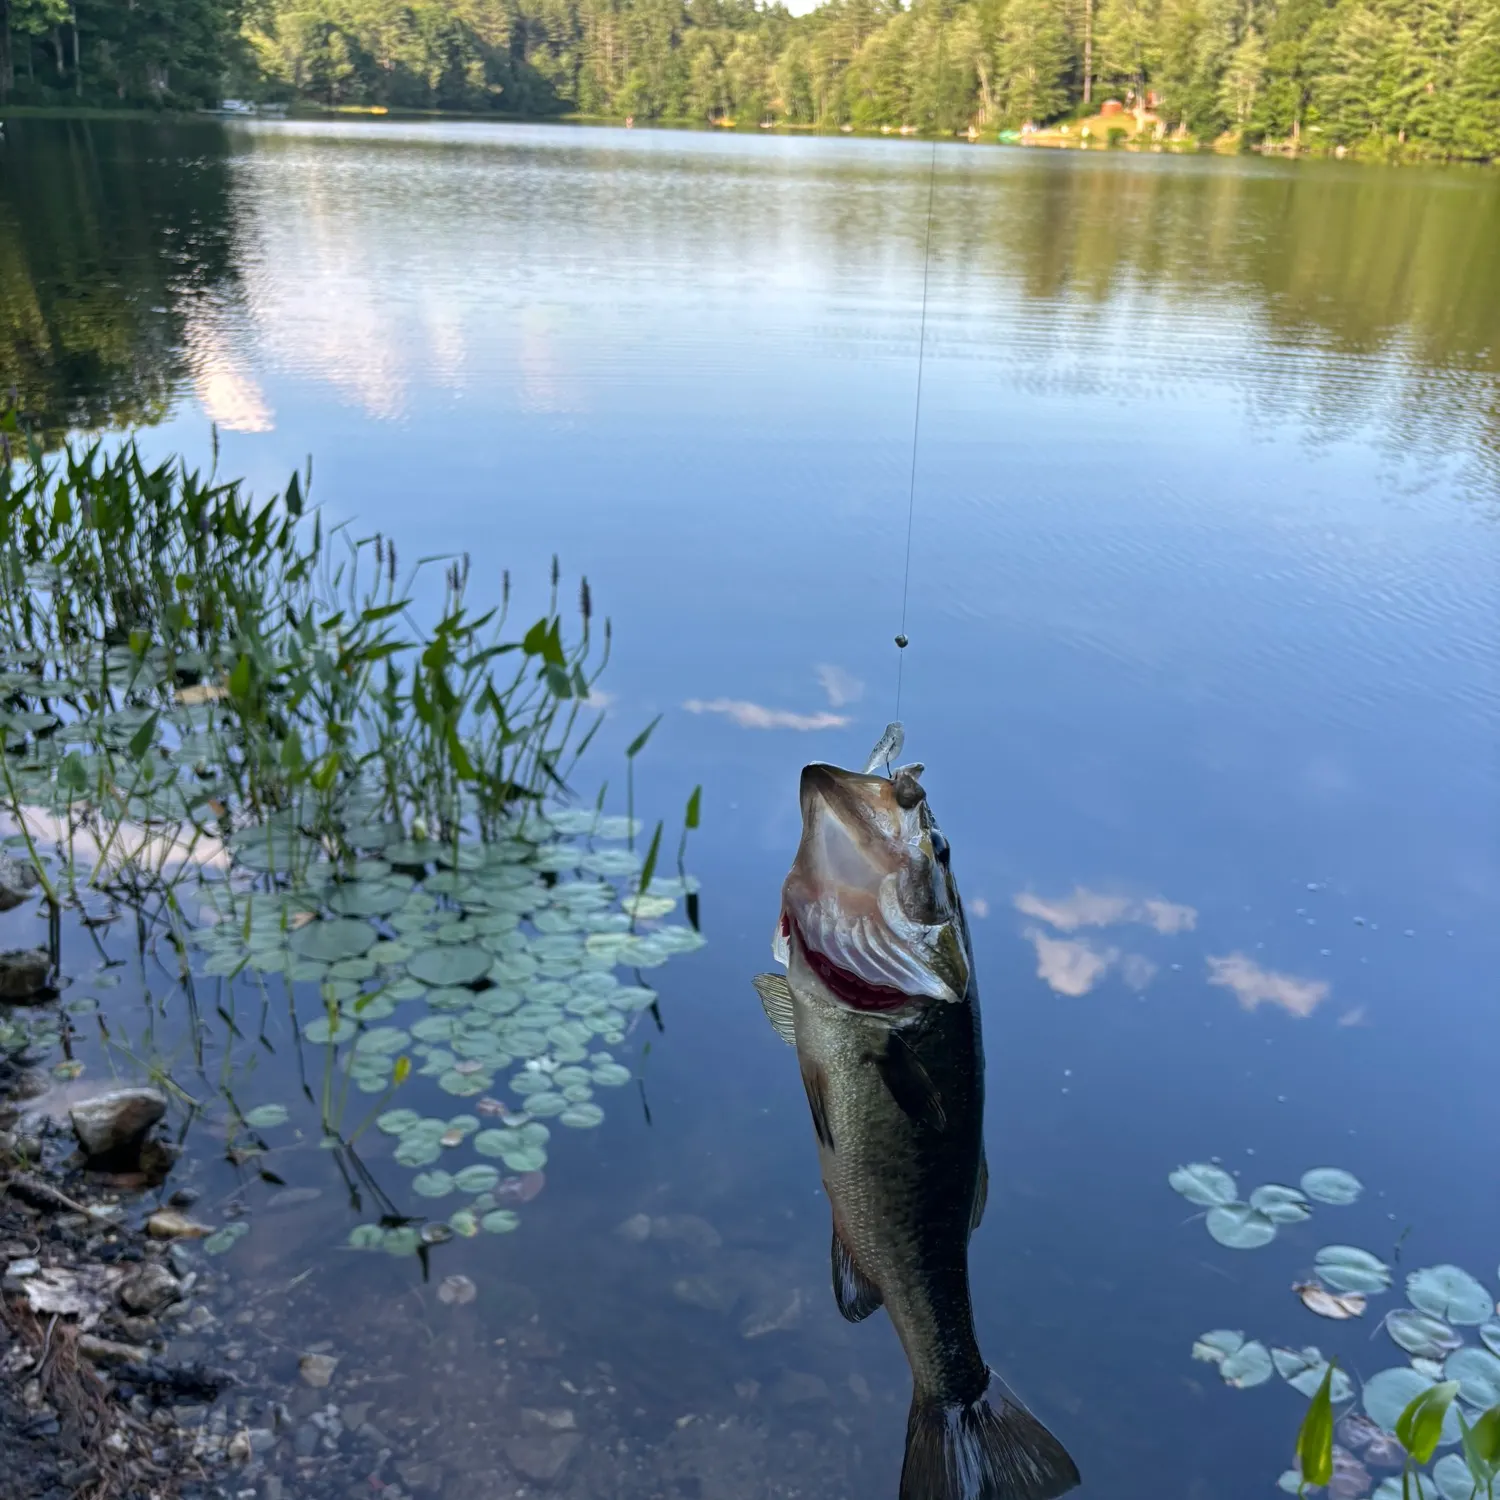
440, 1128, 465, 1148
23, 1265, 124, 1328
177, 682, 228, 705
437, 1274, 477, 1306
1295, 1281, 1367, 1319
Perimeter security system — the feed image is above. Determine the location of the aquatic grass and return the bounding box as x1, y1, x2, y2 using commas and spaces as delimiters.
0, 421, 707, 1261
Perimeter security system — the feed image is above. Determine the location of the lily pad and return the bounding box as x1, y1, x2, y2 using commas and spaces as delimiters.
454, 1165, 500, 1194
480, 1210, 520, 1234
1301, 1167, 1363, 1205
395, 1136, 443, 1168
303, 1015, 357, 1046
243, 1104, 289, 1129
382, 1227, 423, 1257
348, 1224, 385, 1249
1444, 1347, 1500, 1409
1206, 1203, 1277, 1250
1480, 1323, 1500, 1357
1220, 1340, 1274, 1388
291, 918, 377, 963
1408, 1265, 1494, 1325
1169, 1163, 1238, 1207
1433, 1454, 1476, 1500
1316, 1245, 1393, 1294
1386, 1310, 1464, 1360
1363, 1368, 1462, 1445
1272, 1346, 1355, 1402
412, 1171, 455, 1198
408, 945, 491, 987
449, 1209, 479, 1238
1249, 1184, 1312, 1224
558, 1102, 604, 1128
1191, 1329, 1244, 1365
591, 1062, 632, 1087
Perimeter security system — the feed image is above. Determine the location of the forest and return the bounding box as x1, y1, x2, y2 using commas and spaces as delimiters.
0, 0, 1496, 156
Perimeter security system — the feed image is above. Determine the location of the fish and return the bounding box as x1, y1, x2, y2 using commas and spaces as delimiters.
753, 747, 1079, 1500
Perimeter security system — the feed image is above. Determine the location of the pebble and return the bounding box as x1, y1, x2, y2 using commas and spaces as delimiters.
119, 1261, 182, 1314
146, 1210, 212, 1241
294, 1423, 320, 1458
298, 1352, 339, 1389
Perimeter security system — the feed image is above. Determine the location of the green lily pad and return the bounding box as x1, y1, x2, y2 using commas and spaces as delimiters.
1316, 1245, 1392, 1294
1445, 1347, 1500, 1408
449, 1209, 479, 1237
1301, 1167, 1363, 1205
1248, 1184, 1311, 1224
481, 1210, 520, 1234
1363, 1368, 1462, 1444
1434, 1454, 1476, 1500
395, 1136, 443, 1167
454, 1165, 500, 1193
1169, 1163, 1238, 1207
1408, 1266, 1494, 1325
1386, 1310, 1464, 1360
1271, 1346, 1354, 1401
382, 1226, 423, 1256
292, 918, 377, 963
590, 1062, 632, 1087
1205, 1203, 1277, 1250
1219, 1340, 1274, 1388
524, 1092, 567, 1117
558, 1102, 604, 1128
439, 1070, 490, 1096
243, 1104, 289, 1129
1480, 1323, 1500, 1357
412, 1170, 455, 1198
303, 1015, 357, 1045
348, 1224, 385, 1249
1191, 1330, 1244, 1365
408, 945, 491, 987
327, 883, 401, 918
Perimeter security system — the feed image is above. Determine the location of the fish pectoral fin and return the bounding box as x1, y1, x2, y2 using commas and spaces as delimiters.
800, 1057, 835, 1150
752, 972, 797, 1046
875, 1032, 947, 1132
831, 1225, 883, 1323
970, 1154, 988, 1235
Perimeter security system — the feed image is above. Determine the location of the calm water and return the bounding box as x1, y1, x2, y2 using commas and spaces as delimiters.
2, 117, 1499, 1500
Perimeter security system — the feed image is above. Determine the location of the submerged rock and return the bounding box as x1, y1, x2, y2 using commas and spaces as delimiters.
0, 853, 40, 912
505, 1430, 582, 1483
119, 1261, 182, 1315
70, 1087, 166, 1160
146, 1210, 212, 1241
0, 948, 52, 1000
298, 1352, 338, 1389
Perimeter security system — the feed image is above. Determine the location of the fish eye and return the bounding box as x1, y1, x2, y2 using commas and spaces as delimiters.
931, 830, 950, 866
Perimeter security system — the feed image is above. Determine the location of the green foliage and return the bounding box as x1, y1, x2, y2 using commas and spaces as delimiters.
2, 0, 1497, 154
1397, 1381, 1461, 1467
1295, 1358, 1337, 1493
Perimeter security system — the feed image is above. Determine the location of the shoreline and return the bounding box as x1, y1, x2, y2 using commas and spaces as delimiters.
1, 103, 1494, 167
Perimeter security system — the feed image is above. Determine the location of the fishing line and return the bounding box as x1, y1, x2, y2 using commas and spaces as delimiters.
894, 137, 939, 723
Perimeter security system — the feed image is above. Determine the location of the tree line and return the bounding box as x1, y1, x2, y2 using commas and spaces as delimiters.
1, 0, 1497, 157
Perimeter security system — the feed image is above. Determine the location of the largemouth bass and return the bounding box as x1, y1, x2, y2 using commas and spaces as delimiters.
753, 739, 1079, 1500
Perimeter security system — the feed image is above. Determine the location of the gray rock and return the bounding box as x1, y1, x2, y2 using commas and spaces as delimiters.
0, 853, 40, 912
69, 1087, 167, 1159
0, 948, 51, 1001
298, 1352, 338, 1388
505, 1431, 582, 1484
119, 1261, 181, 1314
293, 1423, 320, 1458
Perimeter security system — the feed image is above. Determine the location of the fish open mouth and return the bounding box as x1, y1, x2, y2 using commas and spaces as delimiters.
784, 911, 914, 1013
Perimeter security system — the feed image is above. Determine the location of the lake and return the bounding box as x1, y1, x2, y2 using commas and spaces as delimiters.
1, 115, 1498, 1500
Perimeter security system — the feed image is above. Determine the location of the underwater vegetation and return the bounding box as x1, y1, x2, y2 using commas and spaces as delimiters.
0, 420, 705, 1258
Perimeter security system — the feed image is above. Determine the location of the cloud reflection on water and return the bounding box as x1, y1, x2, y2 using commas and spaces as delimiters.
1206, 953, 1330, 1018
683, 698, 849, 731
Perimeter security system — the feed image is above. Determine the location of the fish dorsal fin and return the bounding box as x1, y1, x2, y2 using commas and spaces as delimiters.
752, 972, 796, 1046
970, 1154, 989, 1235
832, 1223, 884, 1323
875, 1031, 947, 1132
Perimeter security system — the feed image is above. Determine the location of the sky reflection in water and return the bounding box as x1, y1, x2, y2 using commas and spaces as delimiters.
2, 117, 1498, 1498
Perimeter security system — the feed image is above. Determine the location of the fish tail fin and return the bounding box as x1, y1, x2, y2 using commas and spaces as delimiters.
900, 1371, 1080, 1500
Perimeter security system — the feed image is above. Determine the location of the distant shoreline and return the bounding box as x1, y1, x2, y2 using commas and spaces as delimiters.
2, 104, 1493, 169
